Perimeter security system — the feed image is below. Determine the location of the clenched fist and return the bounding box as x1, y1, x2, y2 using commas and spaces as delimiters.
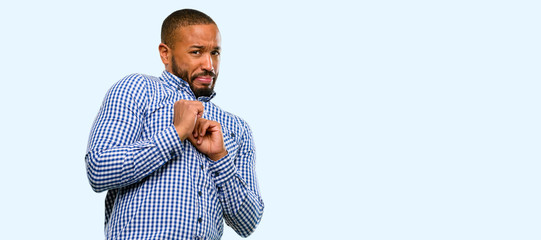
173, 100, 227, 161
173, 100, 204, 141
188, 118, 228, 161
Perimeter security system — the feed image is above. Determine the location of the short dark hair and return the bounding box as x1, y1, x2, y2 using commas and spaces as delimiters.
161, 9, 216, 48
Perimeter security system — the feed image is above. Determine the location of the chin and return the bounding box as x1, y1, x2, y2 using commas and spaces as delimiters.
193, 87, 214, 98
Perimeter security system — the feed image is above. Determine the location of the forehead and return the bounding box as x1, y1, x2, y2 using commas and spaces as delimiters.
175, 24, 221, 47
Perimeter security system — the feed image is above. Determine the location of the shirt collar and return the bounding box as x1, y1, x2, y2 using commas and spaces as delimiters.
160, 70, 216, 102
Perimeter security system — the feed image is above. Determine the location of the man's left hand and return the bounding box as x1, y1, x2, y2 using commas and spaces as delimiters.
188, 118, 228, 161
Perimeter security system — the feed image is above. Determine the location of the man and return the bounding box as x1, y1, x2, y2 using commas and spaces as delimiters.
85, 9, 264, 239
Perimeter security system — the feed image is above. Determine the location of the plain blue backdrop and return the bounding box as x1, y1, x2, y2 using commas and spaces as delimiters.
0, 0, 539, 239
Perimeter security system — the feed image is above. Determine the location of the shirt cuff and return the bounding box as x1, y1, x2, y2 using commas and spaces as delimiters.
208, 153, 237, 185
153, 125, 183, 161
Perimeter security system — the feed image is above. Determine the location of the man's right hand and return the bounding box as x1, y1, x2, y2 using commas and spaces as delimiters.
173, 100, 204, 141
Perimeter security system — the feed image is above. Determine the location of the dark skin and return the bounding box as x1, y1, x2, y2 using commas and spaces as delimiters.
159, 24, 227, 161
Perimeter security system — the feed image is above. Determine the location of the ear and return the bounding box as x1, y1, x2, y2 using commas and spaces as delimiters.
159, 43, 171, 66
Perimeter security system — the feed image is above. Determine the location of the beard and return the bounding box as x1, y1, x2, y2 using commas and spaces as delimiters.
171, 56, 217, 98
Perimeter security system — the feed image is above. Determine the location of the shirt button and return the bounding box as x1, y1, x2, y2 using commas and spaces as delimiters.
217, 186, 222, 192
214, 171, 219, 177
230, 132, 235, 137
200, 164, 204, 170
198, 191, 202, 196
197, 218, 202, 223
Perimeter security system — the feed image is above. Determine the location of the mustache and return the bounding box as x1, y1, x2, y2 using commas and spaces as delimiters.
191, 70, 216, 79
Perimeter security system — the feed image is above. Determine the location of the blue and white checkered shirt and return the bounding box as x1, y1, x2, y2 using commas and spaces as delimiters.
85, 70, 264, 239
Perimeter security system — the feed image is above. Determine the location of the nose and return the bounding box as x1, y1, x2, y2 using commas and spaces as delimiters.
201, 53, 214, 72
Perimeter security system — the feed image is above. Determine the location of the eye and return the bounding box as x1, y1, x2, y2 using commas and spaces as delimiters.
190, 50, 201, 55
211, 50, 221, 56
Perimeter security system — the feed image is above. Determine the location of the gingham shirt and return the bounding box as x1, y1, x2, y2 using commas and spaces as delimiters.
85, 70, 264, 239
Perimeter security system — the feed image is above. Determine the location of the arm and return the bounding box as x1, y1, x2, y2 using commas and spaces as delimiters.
209, 121, 264, 237
85, 74, 181, 192
188, 118, 264, 237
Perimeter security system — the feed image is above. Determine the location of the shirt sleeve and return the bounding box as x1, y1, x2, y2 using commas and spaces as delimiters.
208, 120, 264, 237
85, 74, 182, 193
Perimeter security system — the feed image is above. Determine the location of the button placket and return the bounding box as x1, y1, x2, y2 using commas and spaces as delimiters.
195, 152, 213, 232
194, 152, 205, 230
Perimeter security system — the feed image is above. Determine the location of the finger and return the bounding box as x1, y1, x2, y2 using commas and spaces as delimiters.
187, 132, 198, 146
205, 121, 220, 135
192, 118, 205, 144
209, 121, 221, 132
193, 118, 200, 138
194, 102, 204, 118
199, 119, 211, 138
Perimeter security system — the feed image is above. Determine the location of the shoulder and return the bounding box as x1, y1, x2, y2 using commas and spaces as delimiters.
109, 73, 161, 93
102, 73, 168, 112
107, 73, 170, 100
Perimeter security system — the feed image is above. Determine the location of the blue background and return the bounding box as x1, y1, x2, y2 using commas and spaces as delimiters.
0, 0, 539, 239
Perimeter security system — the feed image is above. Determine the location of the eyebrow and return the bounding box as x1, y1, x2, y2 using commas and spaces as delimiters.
189, 45, 221, 51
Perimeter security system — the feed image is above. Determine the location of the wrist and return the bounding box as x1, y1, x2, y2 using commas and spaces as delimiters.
208, 150, 228, 161
174, 126, 188, 141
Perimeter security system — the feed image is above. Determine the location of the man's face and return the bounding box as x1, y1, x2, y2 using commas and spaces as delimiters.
168, 24, 221, 98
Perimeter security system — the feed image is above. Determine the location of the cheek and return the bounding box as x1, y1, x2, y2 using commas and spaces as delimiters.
173, 53, 192, 68
214, 59, 220, 72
